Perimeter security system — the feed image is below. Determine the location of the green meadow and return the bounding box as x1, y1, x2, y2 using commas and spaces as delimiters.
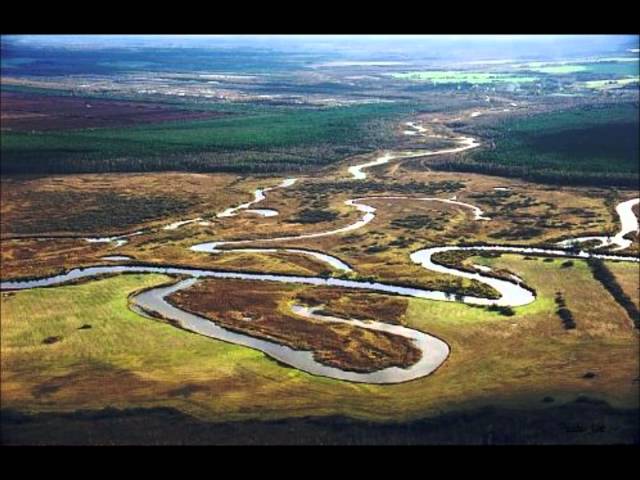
391, 71, 539, 84
2, 256, 637, 424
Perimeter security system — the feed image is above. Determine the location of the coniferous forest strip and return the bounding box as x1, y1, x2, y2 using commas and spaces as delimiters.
428, 103, 639, 188
1, 102, 414, 175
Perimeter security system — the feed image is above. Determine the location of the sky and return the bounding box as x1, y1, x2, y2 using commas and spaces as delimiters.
2, 35, 638, 62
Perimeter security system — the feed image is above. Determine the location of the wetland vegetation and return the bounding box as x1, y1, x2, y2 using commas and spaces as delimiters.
1, 34, 638, 446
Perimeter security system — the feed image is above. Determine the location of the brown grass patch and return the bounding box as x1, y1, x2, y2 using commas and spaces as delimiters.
167, 279, 420, 373
0, 238, 111, 279
296, 287, 408, 325
1, 172, 242, 237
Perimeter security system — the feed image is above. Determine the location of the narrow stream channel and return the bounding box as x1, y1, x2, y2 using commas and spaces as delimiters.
3, 121, 638, 384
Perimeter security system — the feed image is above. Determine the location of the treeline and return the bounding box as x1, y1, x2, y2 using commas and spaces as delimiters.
587, 259, 640, 329
429, 159, 640, 188
432, 102, 639, 188
0, 146, 374, 175
1, 102, 413, 175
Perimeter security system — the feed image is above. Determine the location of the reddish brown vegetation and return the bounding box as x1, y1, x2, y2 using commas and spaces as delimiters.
1, 92, 229, 131
0, 238, 108, 279
167, 280, 420, 373
295, 288, 408, 325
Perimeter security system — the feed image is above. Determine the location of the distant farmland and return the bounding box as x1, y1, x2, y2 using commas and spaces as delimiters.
390, 71, 539, 84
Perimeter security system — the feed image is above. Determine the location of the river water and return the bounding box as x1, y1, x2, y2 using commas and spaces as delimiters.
130, 278, 450, 384
3, 121, 638, 384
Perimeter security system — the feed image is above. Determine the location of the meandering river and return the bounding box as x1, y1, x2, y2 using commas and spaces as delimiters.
2, 121, 638, 384
347, 135, 479, 180
217, 178, 297, 218
130, 278, 449, 384
557, 198, 640, 251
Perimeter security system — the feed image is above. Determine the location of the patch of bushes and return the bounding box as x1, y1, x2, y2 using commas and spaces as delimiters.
390, 214, 445, 231
4, 190, 195, 235
287, 209, 339, 224
490, 226, 544, 241
364, 244, 389, 254
42, 336, 62, 345
388, 236, 412, 248
300, 180, 464, 197
555, 291, 576, 330
479, 252, 502, 259
487, 305, 516, 316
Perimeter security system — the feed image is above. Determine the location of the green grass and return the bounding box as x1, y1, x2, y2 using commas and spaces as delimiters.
578, 61, 639, 77
532, 65, 588, 74
407, 255, 554, 325
582, 78, 639, 89
1, 256, 637, 424
391, 71, 539, 84
392, 61, 638, 86
521, 60, 639, 77
405, 255, 638, 409
1, 275, 262, 372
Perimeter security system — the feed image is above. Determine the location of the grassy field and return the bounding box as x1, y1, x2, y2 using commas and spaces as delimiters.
608, 262, 640, 309
2, 255, 637, 428
1, 99, 638, 443
527, 65, 588, 74
3, 167, 630, 295
0, 172, 242, 237
576, 61, 639, 77
521, 61, 639, 77
391, 71, 539, 84
582, 78, 639, 90
3, 37, 639, 445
